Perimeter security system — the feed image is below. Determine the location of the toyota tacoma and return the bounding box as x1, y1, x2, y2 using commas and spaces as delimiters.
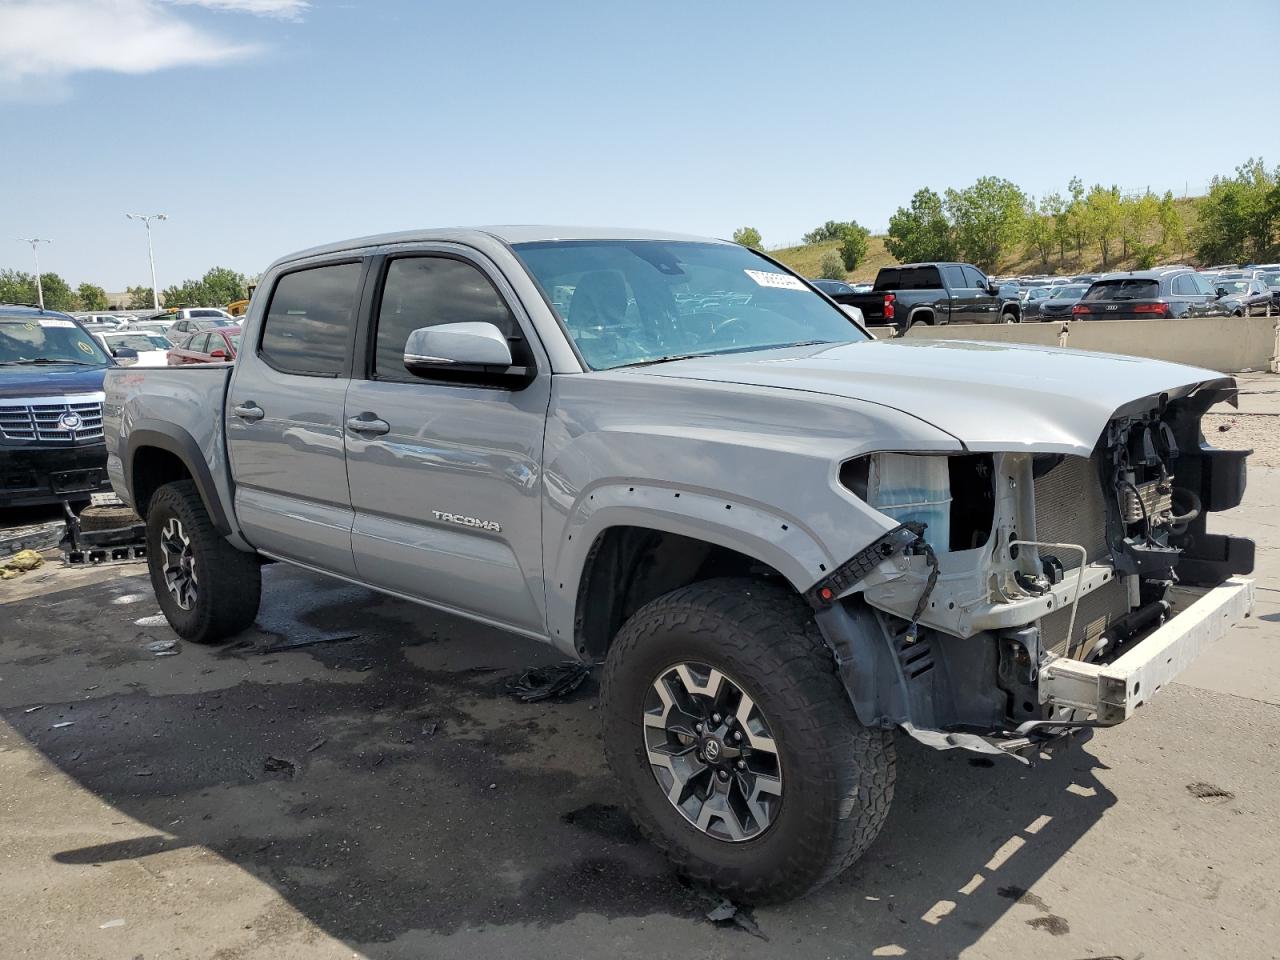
104, 227, 1255, 902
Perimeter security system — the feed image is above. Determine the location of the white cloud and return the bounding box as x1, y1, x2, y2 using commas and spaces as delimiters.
166, 0, 308, 19
0, 0, 301, 100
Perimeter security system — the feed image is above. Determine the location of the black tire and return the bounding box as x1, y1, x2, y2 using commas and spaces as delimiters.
1001, 309, 1020, 324
145, 479, 261, 644
601, 577, 895, 903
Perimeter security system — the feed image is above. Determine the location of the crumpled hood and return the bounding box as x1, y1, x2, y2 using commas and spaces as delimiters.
633, 339, 1229, 456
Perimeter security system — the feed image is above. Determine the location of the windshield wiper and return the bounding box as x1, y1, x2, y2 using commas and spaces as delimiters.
0, 358, 97, 366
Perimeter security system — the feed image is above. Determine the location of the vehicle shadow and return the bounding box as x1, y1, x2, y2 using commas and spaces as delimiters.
1, 564, 1115, 957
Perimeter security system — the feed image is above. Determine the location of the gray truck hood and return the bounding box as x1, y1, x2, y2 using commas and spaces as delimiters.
634, 339, 1229, 456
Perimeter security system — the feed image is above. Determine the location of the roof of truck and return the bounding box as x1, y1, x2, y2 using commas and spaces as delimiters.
271, 226, 727, 269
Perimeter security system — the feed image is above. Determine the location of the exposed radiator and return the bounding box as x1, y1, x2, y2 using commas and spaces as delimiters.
1039, 576, 1130, 658
1033, 456, 1110, 569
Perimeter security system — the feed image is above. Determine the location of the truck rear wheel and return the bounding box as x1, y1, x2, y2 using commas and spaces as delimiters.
601, 577, 895, 902
145, 479, 261, 644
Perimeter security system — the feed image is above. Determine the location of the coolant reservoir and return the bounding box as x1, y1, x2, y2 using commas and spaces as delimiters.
868, 454, 951, 553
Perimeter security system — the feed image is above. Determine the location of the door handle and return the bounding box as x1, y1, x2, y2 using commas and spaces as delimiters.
346, 414, 390, 436
233, 402, 265, 422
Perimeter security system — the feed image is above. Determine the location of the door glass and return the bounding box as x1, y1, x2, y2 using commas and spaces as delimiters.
373, 256, 519, 382
260, 261, 363, 376
192, 333, 211, 353
961, 266, 987, 289
1172, 274, 1196, 296
940, 265, 966, 288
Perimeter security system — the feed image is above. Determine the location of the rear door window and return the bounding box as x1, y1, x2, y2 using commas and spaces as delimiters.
940, 265, 966, 289
1172, 274, 1197, 296
259, 261, 363, 377
1082, 279, 1160, 301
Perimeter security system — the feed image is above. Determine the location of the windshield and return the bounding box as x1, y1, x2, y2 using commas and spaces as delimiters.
1050, 285, 1089, 299
513, 240, 867, 370
0, 316, 111, 366
104, 333, 169, 351
1217, 280, 1250, 295
1261, 272, 1280, 287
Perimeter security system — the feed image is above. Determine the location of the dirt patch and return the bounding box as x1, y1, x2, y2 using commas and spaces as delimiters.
1026, 915, 1070, 935
1203, 413, 1280, 468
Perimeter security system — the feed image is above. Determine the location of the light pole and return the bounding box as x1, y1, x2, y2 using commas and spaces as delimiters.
16, 238, 52, 309
125, 213, 167, 310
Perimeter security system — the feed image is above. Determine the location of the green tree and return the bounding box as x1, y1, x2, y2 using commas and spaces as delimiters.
1066, 176, 1087, 256
885, 187, 955, 264
817, 251, 846, 280
38, 273, 78, 311
1193, 158, 1280, 265
200, 266, 249, 306
1083, 184, 1124, 267
0, 269, 38, 306
1024, 196, 1053, 267
838, 222, 870, 272
803, 221, 856, 245
943, 176, 1028, 271
162, 279, 207, 308
732, 226, 763, 250
77, 283, 109, 311
1041, 191, 1070, 267
127, 286, 157, 310
1158, 191, 1185, 258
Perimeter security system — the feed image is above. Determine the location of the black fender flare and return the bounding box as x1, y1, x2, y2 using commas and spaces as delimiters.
123, 422, 232, 535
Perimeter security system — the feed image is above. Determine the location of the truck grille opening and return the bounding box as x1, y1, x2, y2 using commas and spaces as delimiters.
0, 397, 105, 443
1033, 455, 1110, 568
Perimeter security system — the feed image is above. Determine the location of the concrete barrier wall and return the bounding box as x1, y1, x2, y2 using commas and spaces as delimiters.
867, 316, 1280, 374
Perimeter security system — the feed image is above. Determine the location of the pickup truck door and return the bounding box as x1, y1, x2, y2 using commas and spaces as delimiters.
961, 265, 1000, 322
343, 249, 551, 636
225, 259, 366, 577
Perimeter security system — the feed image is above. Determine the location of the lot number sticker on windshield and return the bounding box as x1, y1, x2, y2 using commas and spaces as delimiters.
77, 341, 96, 355
38, 318, 75, 328
744, 269, 807, 291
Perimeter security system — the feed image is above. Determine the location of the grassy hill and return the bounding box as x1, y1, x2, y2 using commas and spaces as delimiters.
769, 197, 1202, 281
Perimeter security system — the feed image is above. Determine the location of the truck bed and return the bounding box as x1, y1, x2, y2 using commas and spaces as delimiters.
102, 364, 235, 519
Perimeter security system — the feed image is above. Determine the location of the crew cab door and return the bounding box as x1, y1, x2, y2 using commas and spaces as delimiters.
961, 265, 1000, 322
343, 247, 551, 635
225, 258, 366, 576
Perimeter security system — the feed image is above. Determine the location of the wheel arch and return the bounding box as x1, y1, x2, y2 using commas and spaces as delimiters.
125, 424, 231, 535
553, 487, 834, 659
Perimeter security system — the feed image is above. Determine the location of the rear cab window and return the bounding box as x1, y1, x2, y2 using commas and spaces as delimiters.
259, 261, 363, 376
874, 266, 943, 291
1082, 279, 1160, 301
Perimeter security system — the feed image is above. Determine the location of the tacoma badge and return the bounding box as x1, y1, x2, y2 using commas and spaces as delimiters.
432, 510, 501, 533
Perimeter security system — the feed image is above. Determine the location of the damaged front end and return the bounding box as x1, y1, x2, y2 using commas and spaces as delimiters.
812, 378, 1255, 762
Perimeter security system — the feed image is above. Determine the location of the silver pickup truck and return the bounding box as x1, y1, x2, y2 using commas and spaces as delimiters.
104, 227, 1255, 902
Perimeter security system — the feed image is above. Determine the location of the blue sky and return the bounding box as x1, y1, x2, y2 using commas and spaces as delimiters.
2, 0, 1278, 290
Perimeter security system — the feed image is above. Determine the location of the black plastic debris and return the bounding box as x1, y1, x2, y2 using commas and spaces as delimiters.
705, 898, 768, 940
504, 660, 593, 702
263, 756, 297, 777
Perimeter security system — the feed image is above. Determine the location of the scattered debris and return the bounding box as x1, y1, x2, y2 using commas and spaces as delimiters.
1, 549, 44, 580
52, 721, 75, 729
260, 633, 360, 654
146, 639, 178, 655
1026, 915, 1070, 936
133, 769, 153, 777
704, 898, 768, 940
504, 660, 593, 702
1187, 781, 1234, 802
263, 756, 297, 777
98, 919, 125, 930
1218, 422, 1232, 432
24, 705, 44, 714
133, 615, 169, 627
306, 738, 327, 753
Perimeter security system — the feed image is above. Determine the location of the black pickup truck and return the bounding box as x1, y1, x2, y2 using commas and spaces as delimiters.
838, 262, 1022, 333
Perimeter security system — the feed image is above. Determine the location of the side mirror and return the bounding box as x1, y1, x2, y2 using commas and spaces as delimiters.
404, 322, 530, 384
987, 281, 1001, 295
209, 348, 228, 360
1216, 287, 1228, 298
113, 347, 138, 360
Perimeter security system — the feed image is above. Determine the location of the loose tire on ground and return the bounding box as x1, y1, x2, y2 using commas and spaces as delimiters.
601, 577, 896, 903
145, 479, 261, 644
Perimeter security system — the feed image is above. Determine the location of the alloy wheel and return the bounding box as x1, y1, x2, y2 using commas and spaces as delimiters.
159, 516, 197, 610
642, 662, 782, 842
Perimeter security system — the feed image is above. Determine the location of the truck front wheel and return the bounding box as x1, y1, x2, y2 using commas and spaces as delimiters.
145, 480, 261, 644
601, 577, 895, 902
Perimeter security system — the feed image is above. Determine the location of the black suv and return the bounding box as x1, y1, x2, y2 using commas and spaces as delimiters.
1, 305, 118, 508
1072, 269, 1232, 320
